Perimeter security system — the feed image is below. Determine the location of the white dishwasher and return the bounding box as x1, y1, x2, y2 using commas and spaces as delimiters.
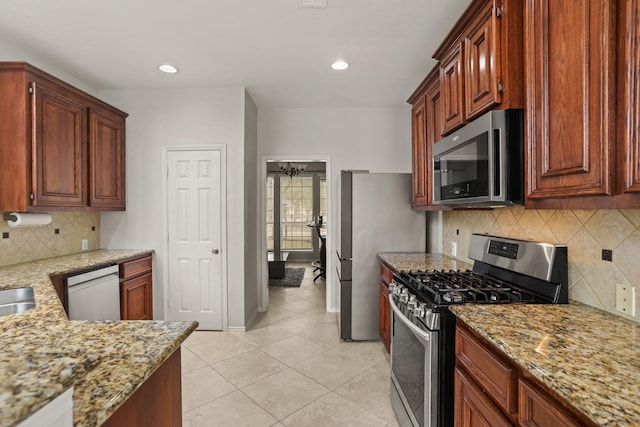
67, 265, 120, 320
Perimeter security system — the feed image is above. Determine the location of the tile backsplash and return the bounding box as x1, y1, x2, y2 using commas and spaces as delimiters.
0, 212, 100, 267
443, 207, 640, 323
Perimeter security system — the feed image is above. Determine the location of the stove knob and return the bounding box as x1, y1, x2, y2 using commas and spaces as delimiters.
400, 288, 409, 303
390, 283, 399, 296
408, 295, 417, 312
414, 303, 425, 318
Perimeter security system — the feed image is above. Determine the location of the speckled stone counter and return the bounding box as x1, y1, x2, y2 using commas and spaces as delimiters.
0, 250, 198, 426
378, 252, 473, 272
449, 303, 640, 426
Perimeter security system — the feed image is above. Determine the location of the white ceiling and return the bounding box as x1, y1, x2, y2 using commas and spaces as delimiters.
0, 0, 470, 108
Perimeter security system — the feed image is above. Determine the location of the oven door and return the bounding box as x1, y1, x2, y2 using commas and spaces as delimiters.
389, 296, 439, 427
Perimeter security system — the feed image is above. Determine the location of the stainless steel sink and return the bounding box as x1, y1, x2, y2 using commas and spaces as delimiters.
0, 287, 36, 316
0, 302, 36, 316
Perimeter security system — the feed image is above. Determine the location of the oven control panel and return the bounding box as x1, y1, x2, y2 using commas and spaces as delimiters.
488, 239, 519, 259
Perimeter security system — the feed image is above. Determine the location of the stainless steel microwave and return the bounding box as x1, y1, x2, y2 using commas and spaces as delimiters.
432, 109, 524, 207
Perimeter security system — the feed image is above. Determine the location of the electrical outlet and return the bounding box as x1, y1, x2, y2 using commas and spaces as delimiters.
451, 241, 457, 257
616, 284, 636, 316
81, 239, 88, 251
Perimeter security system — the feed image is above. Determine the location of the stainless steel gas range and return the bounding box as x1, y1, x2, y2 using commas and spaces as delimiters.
389, 233, 568, 427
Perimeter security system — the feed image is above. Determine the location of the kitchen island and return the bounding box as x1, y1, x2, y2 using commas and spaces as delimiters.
0, 250, 198, 426
450, 303, 640, 426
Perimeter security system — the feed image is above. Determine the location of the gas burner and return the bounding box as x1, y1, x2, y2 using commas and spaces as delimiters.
395, 269, 539, 306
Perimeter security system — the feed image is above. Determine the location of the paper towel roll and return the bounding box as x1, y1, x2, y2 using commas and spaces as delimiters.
7, 212, 52, 228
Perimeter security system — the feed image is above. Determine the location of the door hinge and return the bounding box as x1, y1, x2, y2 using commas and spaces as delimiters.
28, 87, 34, 95
30, 193, 35, 200
498, 82, 504, 93
496, 5, 504, 18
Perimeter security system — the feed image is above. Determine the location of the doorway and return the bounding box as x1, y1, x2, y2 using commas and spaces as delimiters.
260, 155, 332, 313
164, 146, 227, 330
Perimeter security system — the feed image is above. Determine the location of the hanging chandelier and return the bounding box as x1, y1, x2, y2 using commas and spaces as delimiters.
278, 162, 307, 177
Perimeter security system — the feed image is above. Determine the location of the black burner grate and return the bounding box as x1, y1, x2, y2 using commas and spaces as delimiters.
398, 269, 537, 305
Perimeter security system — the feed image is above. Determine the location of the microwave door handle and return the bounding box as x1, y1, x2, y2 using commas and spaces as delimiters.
493, 128, 503, 198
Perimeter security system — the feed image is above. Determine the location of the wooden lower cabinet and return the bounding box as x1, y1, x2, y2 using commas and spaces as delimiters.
49, 274, 68, 314
119, 254, 153, 320
518, 379, 582, 427
378, 261, 395, 353
454, 322, 597, 427
455, 367, 513, 427
379, 281, 390, 353
121, 273, 153, 320
103, 348, 182, 427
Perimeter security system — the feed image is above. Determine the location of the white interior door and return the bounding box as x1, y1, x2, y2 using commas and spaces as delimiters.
167, 149, 224, 330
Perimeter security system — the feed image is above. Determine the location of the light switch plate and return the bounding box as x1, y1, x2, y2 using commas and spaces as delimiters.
81, 239, 88, 251
451, 241, 457, 257
616, 284, 636, 316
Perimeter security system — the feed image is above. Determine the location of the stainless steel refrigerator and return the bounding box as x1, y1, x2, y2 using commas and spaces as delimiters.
336, 171, 427, 341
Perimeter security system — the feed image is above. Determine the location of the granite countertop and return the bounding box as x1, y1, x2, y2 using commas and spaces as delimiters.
0, 250, 198, 426
450, 303, 640, 426
378, 252, 473, 272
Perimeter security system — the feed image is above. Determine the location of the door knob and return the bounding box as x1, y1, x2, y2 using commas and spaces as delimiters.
212, 248, 220, 254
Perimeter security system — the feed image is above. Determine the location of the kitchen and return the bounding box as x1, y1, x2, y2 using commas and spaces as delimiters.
1, 0, 639, 426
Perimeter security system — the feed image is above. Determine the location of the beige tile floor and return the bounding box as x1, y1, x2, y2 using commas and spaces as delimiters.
181, 262, 400, 427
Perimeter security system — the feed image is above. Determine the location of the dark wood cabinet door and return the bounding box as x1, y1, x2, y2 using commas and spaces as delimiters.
89, 108, 125, 209
121, 273, 153, 320
465, 1, 501, 120
455, 367, 513, 427
411, 96, 429, 207
104, 349, 182, 427
526, 0, 616, 199
456, 325, 517, 416
440, 43, 465, 135
519, 379, 582, 427
379, 281, 390, 353
32, 80, 87, 207
620, 0, 640, 194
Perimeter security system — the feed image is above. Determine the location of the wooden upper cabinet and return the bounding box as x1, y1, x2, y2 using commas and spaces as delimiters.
90, 108, 126, 209
440, 43, 466, 135
434, 0, 524, 136
619, 0, 640, 194
411, 96, 428, 207
32, 79, 87, 208
0, 62, 127, 212
409, 69, 447, 210
526, 0, 616, 200
464, 1, 501, 120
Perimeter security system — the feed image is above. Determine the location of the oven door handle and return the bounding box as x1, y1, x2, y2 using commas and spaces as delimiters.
389, 295, 433, 341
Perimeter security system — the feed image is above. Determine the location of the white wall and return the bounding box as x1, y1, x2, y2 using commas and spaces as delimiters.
0, 39, 97, 95
243, 92, 259, 326
99, 87, 250, 328
258, 107, 413, 311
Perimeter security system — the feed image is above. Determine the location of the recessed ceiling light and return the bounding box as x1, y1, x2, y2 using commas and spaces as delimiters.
158, 64, 178, 74
331, 60, 349, 71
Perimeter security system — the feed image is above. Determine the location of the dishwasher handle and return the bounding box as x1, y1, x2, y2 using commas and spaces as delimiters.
67, 265, 119, 287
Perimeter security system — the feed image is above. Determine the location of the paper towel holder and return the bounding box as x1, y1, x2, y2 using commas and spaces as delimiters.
3, 213, 18, 222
